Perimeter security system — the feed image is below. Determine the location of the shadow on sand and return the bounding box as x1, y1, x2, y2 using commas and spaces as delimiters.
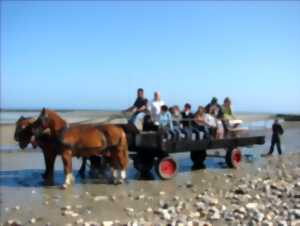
0, 156, 231, 188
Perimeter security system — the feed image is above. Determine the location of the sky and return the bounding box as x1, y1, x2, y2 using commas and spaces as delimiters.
1, 1, 300, 113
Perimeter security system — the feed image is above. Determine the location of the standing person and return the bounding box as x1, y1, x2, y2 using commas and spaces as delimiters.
267, 119, 284, 155
222, 97, 233, 120
181, 103, 193, 128
149, 91, 165, 125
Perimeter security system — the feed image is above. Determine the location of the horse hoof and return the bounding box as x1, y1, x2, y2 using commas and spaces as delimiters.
60, 184, 68, 189
112, 179, 122, 185
77, 171, 85, 179
41, 172, 47, 179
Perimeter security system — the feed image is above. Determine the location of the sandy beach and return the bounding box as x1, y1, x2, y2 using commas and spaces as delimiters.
0, 111, 299, 226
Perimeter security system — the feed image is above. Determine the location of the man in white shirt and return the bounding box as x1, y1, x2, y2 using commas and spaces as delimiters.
149, 91, 165, 125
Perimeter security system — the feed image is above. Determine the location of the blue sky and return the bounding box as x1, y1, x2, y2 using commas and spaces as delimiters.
1, 1, 300, 113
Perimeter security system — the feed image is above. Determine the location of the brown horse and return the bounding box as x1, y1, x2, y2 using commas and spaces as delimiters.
14, 116, 103, 183
14, 116, 57, 183
32, 108, 128, 188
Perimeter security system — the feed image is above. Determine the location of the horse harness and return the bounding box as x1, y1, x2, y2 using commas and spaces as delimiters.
59, 125, 117, 158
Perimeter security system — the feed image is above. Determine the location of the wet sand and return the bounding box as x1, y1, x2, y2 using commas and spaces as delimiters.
1, 113, 300, 225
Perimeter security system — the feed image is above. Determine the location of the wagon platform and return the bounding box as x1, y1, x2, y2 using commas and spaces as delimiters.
121, 124, 265, 179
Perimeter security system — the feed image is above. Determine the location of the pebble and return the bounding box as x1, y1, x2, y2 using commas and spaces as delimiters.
76, 219, 84, 225
101, 221, 113, 226
208, 207, 221, 220
289, 209, 300, 218
5, 220, 22, 226
146, 207, 153, 213
246, 202, 258, 210
261, 221, 273, 226
29, 218, 36, 224
93, 196, 109, 202
84, 222, 99, 226
159, 191, 166, 196
277, 221, 288, 226
125, 207, 134, 213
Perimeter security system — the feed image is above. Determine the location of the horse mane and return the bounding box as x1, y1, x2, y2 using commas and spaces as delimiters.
44, 109, 67, 136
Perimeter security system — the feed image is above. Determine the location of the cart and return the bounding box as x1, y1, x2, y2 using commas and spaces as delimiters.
122, 125, 265, 180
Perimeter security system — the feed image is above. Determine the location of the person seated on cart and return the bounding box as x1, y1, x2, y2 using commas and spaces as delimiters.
193, 105, 223, 139
124, 88, 148, 130
193, 106, 210, 136
181, 103, 194, 128
170, 105, 184, 139
205, 97, 223, 118
149, 91, 165, 126
124, 88, 148, 117
159, 105, 175, 139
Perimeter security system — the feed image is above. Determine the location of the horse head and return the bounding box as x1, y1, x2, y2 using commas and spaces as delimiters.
14, 116, 36, 149
32, 108, 67, 139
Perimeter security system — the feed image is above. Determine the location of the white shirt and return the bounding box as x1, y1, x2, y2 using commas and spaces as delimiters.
204, 113, 217, 128
149, 100, 165, 123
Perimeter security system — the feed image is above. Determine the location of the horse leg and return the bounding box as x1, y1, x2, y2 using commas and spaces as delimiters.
112, 145, 128, 184
78, 157, 87, 178
61, 149, 74, 188
42, 150, 50, 179
45, 153, 56, 184
117, 134, 129, 183
108, 152, 120, 184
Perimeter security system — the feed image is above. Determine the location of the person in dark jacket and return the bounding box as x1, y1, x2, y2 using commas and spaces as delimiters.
181, 103, 193, 128
268, 119, 284, 155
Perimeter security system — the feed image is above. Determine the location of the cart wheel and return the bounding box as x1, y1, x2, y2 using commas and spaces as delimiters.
133, 154, 154, 174
225, 148, 241, 168
155, 157, 177, 180
190, 150, 207, 167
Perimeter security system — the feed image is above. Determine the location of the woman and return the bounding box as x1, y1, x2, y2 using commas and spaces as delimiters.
222, 97, 242, 129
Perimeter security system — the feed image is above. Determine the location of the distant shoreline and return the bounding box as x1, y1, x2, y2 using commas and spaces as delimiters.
1, 108, 298, 115
276, 114, 300, 121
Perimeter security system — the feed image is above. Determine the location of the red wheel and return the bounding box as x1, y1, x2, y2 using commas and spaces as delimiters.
226, 148, 241, 168
155, 157, 177, 180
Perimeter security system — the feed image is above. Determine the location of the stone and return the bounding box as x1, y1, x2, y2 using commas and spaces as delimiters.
137, 194, 145, 200
201, 195, 218, 205
125, 207, 134, 213
224, 211, 235, 221
277, 221, 288, 226
84, 222, 100, 226
101, 221, 113, 226
291, 220, 300, 226
61, 205, 72, 211
246, 203, 258, 210
29, 218, 36, 224
6, 220, 22, 226
195, 202, 207, 211
253, 211, 264, 222
70, 212, 79, 218
93, 196, 109, 202
208, 207, 220, 220
289, 209, 300, 218
261, 221, 273, 226
146, 207, 153, 213
159, 191, 166, 196
76, 219, 84, 225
